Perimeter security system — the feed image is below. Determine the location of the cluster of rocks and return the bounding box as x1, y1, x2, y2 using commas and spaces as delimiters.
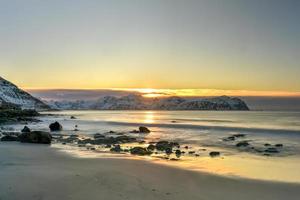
222, 133, 284, 156
1, 126, 52, 144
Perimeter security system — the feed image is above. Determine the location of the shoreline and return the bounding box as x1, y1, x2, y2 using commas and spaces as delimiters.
1, 142, 300, 200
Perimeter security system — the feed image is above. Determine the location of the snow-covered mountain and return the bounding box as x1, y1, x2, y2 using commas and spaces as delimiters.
0, 77, 49, 110
48, 94, 249, 111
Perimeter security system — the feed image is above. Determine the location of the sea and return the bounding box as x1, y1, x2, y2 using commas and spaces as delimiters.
2, 110, 300, 183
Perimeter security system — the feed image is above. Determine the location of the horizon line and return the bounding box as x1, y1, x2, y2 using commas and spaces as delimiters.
24, 87, 300, 98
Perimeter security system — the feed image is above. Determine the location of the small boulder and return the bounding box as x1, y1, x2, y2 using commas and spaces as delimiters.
130, 147, 152, 156
275, 144, 283, 148
94, 133, 105, 139
209, 151, 220, 157
147, 144, 156, 151
19, 131, 52, 144
49, 122, 62, 131
21, 126, 31, 133
139, 126, 151, 133
156, 141, 173, 151
236, 141, 250, 147
70, 116, 76, 119
223, 136, 235, 141
1, 135, 19, 141
232, 134, 246, 138
165, 148, 173, 155
265, 147, 279, 153
110, 145, 122, 152
175, 150, 181, 157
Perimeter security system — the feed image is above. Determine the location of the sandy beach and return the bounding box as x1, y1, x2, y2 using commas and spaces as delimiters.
0, 143, 299, 200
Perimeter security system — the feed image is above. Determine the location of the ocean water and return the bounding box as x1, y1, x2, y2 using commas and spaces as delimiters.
3, 110, 300, 183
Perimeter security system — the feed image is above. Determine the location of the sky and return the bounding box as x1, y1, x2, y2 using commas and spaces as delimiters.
0, 0, 300, 96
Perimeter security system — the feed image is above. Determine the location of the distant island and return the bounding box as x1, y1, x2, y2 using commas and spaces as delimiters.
0, 76, 249, 111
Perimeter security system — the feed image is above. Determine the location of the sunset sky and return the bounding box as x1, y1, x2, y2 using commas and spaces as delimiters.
1, 0, 299, 97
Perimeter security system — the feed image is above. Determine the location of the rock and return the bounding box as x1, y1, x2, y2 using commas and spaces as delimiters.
156, 141, 173, 151
94, 133, 105, 139
170, 158, 179, 161
147, 144, 156, 151
105, 144, 112, 148
19, 131, 52, 144
209, 151, 220, 157
236, 141, 250, 147
165, 148, 172, 155
110, 145, 122, 152
21, 126, 31, 133
175, 150, 181, 157
139, 126, 151, 133
130, 147, 152, 156
184, 146, 189, 149
265, 147, 279, 153
62, 142, 66, 145
90, 147, 96, 150
130, 130, 139, 133
188, 151, 195, 154
70, 116, 76, 119
275, 144, 283, 147
223, 136, 235, 141
195, 154, 200, 157
232, 134, 246, 138
264, 143, 271, 146
1, 135, 19, 141
108, 131, 116, 134
49, 122, 62, 131
70, 134, 79, 138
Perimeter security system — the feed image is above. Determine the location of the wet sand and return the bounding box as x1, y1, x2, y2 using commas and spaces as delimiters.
0, 142, 299, 200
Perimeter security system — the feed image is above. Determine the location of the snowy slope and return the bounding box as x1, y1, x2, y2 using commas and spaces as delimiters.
49, 95, 249, 111
0, 77, 49, 110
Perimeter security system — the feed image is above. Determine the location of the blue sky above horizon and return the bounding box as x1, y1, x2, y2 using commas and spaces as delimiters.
1, 0, 300, 96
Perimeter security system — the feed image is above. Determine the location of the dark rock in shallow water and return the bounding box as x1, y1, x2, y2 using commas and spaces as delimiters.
232, 134, 245, 138
264, 143, 271, 147
139, 126, 151, 133
223, 136, 235, 142
49, 122, 62, 131
265, 147, 279, 153
130, 147, 152, 156
209, 151, 220, 157
175, 150, 182, 157
275, 144, 283, 147
156, 141, 173, 151
21, 126, 31, 133
110, 145, 122, 152
94, 133, 105, 139
1, 135, 19, 141
165, 148, 173, 155
147, 144, 156, 151
19, 131, 52, 144
70, 116, 76, 119
130, 130, 139, 133
236, 141, 250, 147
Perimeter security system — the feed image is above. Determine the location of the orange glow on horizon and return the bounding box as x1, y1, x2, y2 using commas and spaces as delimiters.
24, 87, 300, 97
